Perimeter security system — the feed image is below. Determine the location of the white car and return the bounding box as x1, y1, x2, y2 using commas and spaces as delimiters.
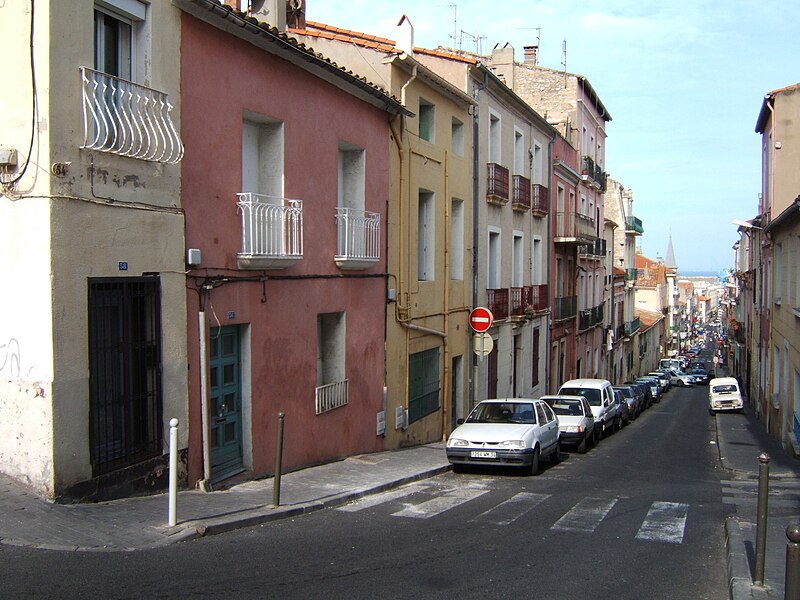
446, 399, 561, 475
541, 395, 596, 453
661, 368, 694, 387
558, 378, 619, 436
709, 377, 744, 414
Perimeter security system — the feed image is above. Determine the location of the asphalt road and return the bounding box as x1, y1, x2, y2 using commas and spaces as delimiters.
0, 383, 729, 600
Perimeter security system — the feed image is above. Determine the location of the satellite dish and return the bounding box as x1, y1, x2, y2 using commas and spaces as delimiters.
249, 0, 267, 11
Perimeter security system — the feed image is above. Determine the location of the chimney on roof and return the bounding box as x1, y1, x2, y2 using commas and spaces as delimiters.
247, 0, 287, 31
286, 0, 305, 29
397, 15, 414, 56
523, 45, 538, 65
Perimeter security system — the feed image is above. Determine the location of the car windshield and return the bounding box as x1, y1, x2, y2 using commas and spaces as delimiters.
614, 387, 633, 398
712, 384, 737, 394
466, 402, 537, 424
560, 388, 602, 406
552, 401, 584, 417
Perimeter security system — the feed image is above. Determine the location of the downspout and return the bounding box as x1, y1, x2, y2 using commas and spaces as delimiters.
546, 134, 555, 392
471, 71, 489, 410
198, 308, 212, 492
442, 149, 451, 440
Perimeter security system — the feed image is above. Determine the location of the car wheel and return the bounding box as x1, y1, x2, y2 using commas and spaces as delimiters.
452, 463, 466, 474
528, 447, 541, 476
708, 408, 714, 416
550, 441, 562, 464
577, 435, 588, 454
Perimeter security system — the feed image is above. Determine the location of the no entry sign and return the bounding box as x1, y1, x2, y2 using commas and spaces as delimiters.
469, 307, 494, 333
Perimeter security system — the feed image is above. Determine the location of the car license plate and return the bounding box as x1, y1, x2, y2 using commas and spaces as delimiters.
470, 450, 496, 459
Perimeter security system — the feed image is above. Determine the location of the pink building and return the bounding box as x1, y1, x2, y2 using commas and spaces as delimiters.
178, 1, 407, 486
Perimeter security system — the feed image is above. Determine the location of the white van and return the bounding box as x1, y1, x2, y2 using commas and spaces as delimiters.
708, 377, 743, 414
557, 378, 620, 436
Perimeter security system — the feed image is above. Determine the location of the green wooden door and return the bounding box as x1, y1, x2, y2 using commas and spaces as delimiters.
209, 326, 244, 482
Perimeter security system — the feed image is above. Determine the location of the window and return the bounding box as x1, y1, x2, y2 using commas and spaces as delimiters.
450, 198, 464, 280
418, 190, 435, 281
489, 110, 501, 164
513, 232, 523, 287
243, 116, 284, 197
451, 117, 464, 156
533, 143, 543, 185
94, 0, 146, 80
514, 128, 525, 175
408, 347, 440, 423
316, 312, 348, 414
419, 98, 435, 143
796, 236, 800, 307
488, 228, 501, 289
338, 142, 365, 211
88, 277, 162, 475
532, 237, 543, 284
776, 242, 783, 304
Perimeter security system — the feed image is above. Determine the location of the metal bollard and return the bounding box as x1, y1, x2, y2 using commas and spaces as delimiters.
755, 452, 771, 586
273, 412, 285, 507
168, 418, 179, 527
786, 521, 800, 600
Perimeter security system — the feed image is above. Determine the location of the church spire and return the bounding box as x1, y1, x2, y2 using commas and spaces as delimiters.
664, 235, 677, 269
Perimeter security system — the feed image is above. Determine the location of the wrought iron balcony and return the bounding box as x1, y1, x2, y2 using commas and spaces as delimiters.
624, 216, 644, 235
335, 207, 380, 270
624, 317, 641, 336
581, 156, 608, 191
512, 175, 531, 211
531, 184, 548, 217
553, 295, 577, 321
554, 211, 596, 242
578, 239, 607, 259
487, 163, 509, 205
236, 192, 303, 270
315, 379, 349, 415
80, 67, 183, 164
487, 287, 510, 320
625, 268, 639, 283
511, 284, 549, 318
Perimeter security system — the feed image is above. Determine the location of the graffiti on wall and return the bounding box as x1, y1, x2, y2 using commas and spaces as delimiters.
0, 337, 21, 378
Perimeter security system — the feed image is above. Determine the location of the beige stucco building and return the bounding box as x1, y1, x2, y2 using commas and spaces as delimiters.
0, 0, 188, 500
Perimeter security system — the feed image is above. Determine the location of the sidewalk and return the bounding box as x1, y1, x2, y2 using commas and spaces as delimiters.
0, 443, 450, 551
716, 401, 800, 599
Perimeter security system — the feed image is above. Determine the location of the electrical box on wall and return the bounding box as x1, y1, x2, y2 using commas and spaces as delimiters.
0, 148, 18, 168
186, 248, 202, 266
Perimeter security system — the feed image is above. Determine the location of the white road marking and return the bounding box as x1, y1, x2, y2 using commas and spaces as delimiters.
392, 485, 489, 519
551, 497, 618, 533
337, 482, 430, 512
636, 501, 689, 544
470, 492, 551, 525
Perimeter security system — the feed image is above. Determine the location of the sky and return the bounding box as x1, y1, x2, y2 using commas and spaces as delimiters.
306, 0, 800, 275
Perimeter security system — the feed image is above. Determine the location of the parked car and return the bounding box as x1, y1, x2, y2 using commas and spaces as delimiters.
542, 395, 596, 453
660, 368, 694, 387
625, 380, 653, 408
557, 378, 620, 437
614, 389, 630, 426
446, 399, 561, 474
635, 376, 662, 402
613, 385, 641, 419
647, 371, 671, 392
708, 378, 744, 414
688, 367, 709, 385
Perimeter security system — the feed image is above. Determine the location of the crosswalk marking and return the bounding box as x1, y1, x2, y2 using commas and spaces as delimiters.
337, 482, 430, 512
470, 492, 551, 526
635, 501, 689, 544
392, 485, 489, 519
551, 497, 618, 533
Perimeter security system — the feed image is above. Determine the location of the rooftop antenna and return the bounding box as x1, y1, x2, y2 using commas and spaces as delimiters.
562, 38, 568, 86
448, 3, 458, 49
460, 29, 486, 55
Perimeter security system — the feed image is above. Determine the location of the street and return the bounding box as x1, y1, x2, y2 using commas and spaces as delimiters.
1, 382, 730, 600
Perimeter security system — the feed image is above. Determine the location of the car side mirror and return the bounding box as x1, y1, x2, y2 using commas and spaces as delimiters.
456, 418, 465, 425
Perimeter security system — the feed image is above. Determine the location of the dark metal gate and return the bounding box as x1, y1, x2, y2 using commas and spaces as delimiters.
88, 277, 162, 475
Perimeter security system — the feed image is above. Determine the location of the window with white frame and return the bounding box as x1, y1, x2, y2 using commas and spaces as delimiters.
316, 312, 348, 414
419, 98, 435, 143
418, 190, 435, 281
242, 116, 284, 197
776, 242, 783, 304
94, 0, 147, 80
450, 198, 464, 280
533, 142, 543, 185
532, 237, 543, 285
338, 142, 365, 211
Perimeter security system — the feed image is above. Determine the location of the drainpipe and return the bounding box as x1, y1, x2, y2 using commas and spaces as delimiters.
442, 149, 451, 440
546, 134, 555, 392
198, 310, 213, 492
471, 71, 489, 410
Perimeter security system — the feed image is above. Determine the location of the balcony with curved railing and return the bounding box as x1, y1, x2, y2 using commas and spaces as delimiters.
335, 207, 380, 270
236, 193, 303, 269
80, 67, 183, 164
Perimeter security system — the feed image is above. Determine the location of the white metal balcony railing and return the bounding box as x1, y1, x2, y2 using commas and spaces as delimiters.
80, 67, 183, 164
236, 193, 303, 269
315, 379, 349, 415
335, 207, 380, 269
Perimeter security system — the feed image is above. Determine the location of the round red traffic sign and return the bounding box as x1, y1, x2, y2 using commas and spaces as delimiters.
469, 307, 494, 333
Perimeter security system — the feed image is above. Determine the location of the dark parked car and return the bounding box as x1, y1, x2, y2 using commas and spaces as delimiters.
614, 385, 641, 419
688, 367, 709, 385
613, 389, 630, 426
625, 380, 653, 408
